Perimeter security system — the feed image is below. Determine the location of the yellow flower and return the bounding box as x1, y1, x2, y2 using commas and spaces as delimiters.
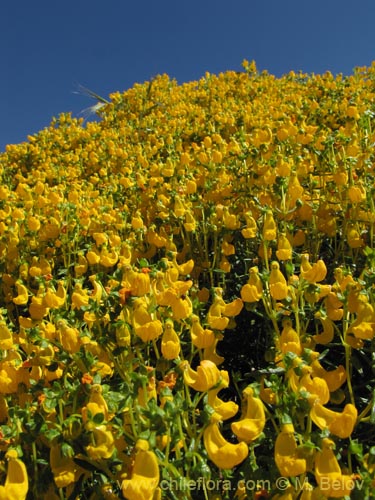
131, 270, 151, 296
161, 320, 180, 360
83, 384, 109, 422
85, 425, 115, 460
183, 210, 196, 232
92, 232, 108, 247
222, 208, 240, 230
190, 315, 215, 349
299, 374, 330, 404
348, 182, 366, 203
86, 247, 101, 265
100, 248, 119, 268
310, 402, 357, 438
71, 283, 90, 309
313, 313, 334, 345
276, 233, 292, 261
131, 213, 144, 229
0, 321, 13, 350
89, 274, 104, 303
262, 210, 277, 240
74, 253, 88, 277
50, 444, 79, 488
121, 440, 160, 500
347, 223, 364, 248
310, 360, 346, 393
240, 266, 263, 303
207, 371, 239, 421
203, 415, 249, 469
0, 450, 28, 500
279, 319, 302, 355
56, 320, 81, 353
43, 281, 66, 309
231, 387, 266, 443
287, 173, 304, 208
203, 337, 225, 366
224, 297, 243, 317
347, 299, 375, 340
346, 105, 360, 119
300, 254, 327, 283
241, 212, 257, 239
324, 291, 343, 321
12, 281, 29, 305
275, 423, 307, 477
314, 438, 355, 497
135, 320, 163, 343
207, 288, 230, 330
269, 261, 289, 300
181, 359, 222, 392
29, 285, 49, 319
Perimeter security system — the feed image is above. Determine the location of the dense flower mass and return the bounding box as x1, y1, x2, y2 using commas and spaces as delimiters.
1, 60, 375, 498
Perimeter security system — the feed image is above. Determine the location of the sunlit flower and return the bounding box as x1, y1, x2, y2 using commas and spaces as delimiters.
269, 261, 289, 300
347, 299, 375, 340
310, 402, 357, 438
313, 313, 334, 345
207, 370, 239, 421
314, 438, 355, 497
231, 386, 266, 443
43, 281, 66, 309
0, 321, 13, 350
300, 254, 327, 283
190, 315, 215, 349
240, 266, 263, 302
276, 233, 292, 261
121, 440, 160, 500
181, 359, 222, 392
262, 210, 277, 241
161, 319, 180, 359
203, 414, 249, 469
275, 423, 307, 477
85, 425, 115, 460
279, 318, 302, 355
12, 281, 29, 305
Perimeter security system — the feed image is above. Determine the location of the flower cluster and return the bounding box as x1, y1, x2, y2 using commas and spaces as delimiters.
0, 61, 375, 498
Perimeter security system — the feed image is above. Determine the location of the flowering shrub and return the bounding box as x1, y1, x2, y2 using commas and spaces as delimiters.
1, 60, 375, 498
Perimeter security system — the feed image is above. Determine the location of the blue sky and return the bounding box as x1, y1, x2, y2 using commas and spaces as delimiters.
2, 0, 375, 151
